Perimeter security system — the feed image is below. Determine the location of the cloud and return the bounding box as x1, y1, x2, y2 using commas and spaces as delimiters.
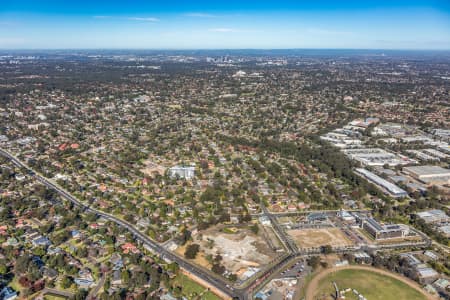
126, 17, 159, 22
93, 15, 111, 19
209, 28, 236, 32
185, 12, 217, 18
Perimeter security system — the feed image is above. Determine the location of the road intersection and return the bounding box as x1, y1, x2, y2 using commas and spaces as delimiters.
0, 148, 433, 300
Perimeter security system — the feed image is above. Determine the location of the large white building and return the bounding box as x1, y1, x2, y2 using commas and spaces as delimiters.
362, 218, 409, 240
343, 148, 416, 167
355, 168, 408, 198
403, 165, 450, 184
168, 165, 195, 180
416, 210, 449, 224
337, 210, 356, 222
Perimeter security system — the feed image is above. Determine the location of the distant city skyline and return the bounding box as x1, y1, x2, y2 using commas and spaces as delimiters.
1, 0, 450, 50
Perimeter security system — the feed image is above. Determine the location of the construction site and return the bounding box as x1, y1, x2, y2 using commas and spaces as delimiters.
177, 224, 281, 281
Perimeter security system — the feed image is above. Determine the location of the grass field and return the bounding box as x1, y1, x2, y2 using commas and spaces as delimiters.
172, 274, 221, 300
313, 269, 427, 300
44, 295, 68, 300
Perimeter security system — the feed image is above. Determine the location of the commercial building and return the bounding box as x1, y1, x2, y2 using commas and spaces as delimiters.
416, 210, 449, 224
348, 118, 380, 130
438, 225, 450, 238
307, 212, 328, 223
432, 129, 450, 142
353, 252, 372, 264
423, 148, 448, 160
403, 165, 450, 184
355, 168, 408, 198
320, 132, 363, 149
168, 165, 195, 179
406, 150, 440, 162
344, 148, 415, 167
337, 210, 356, 223
362, 218, 409, 240
415, 264, 439, 284
433, 278, 450, 291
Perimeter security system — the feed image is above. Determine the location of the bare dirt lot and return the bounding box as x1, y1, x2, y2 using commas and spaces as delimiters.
178, 224, 278, 279
287, 228, 353, 249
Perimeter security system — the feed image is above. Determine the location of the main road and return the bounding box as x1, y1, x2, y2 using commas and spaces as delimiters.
0, 149, 248, 300
0, 148, 432, 300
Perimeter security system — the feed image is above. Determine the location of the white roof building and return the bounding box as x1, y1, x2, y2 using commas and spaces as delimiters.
355, 168, 408, 198
403, 165, 450, 184
168, 165, 195, 180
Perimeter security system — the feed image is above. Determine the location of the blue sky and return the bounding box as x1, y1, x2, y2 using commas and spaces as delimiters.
1, 0, 449, 49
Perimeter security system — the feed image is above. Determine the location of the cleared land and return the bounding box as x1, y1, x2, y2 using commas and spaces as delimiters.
306, 265, 435, 300
178, 224, 278, 279
287, 228, 353, 248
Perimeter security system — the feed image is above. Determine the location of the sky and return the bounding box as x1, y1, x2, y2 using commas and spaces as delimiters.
1, 0, 450, 50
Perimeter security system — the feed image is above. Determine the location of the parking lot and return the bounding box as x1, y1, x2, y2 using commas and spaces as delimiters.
277, 259, 311, 279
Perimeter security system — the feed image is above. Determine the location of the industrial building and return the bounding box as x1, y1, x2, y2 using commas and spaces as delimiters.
320, 132, 363, 149
355, 168, 408, 198
406, 150, 440, 162
438, 225, 450, 238
416, 210, 449, 224
415, 264, 439, 284
343, 148, 415, 167
403, 165, 450, 184
423, 148, 448, 160
362, 218, 409, 240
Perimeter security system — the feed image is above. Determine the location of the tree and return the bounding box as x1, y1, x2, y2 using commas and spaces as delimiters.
134, 272, 149, 286
178, 228, 191, 245
121, 270, 130, 285
0, 264, 7, 275
321, 245, 332, 254
61, 276, 73, 289
307, 256, 321, 270
15, 255, 31, 274
184, 243, 200, 259
211, 263, 226, 275
103, 279, 110, 291
167, 262, 180, 274
72, 289, 88, 300
250, 223, 259, 234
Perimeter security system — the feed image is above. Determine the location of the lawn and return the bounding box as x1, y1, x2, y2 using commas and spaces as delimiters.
172, 274, 221, 300
8, 277, 23, 294
44, 295, 68, 300
313, 269, 427, 300
222, 227, 238, 234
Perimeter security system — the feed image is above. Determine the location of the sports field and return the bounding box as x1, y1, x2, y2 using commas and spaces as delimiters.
306, 266, 434, 300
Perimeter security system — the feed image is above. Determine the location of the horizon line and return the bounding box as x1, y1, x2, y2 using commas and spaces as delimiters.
1, 47, 450, 52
